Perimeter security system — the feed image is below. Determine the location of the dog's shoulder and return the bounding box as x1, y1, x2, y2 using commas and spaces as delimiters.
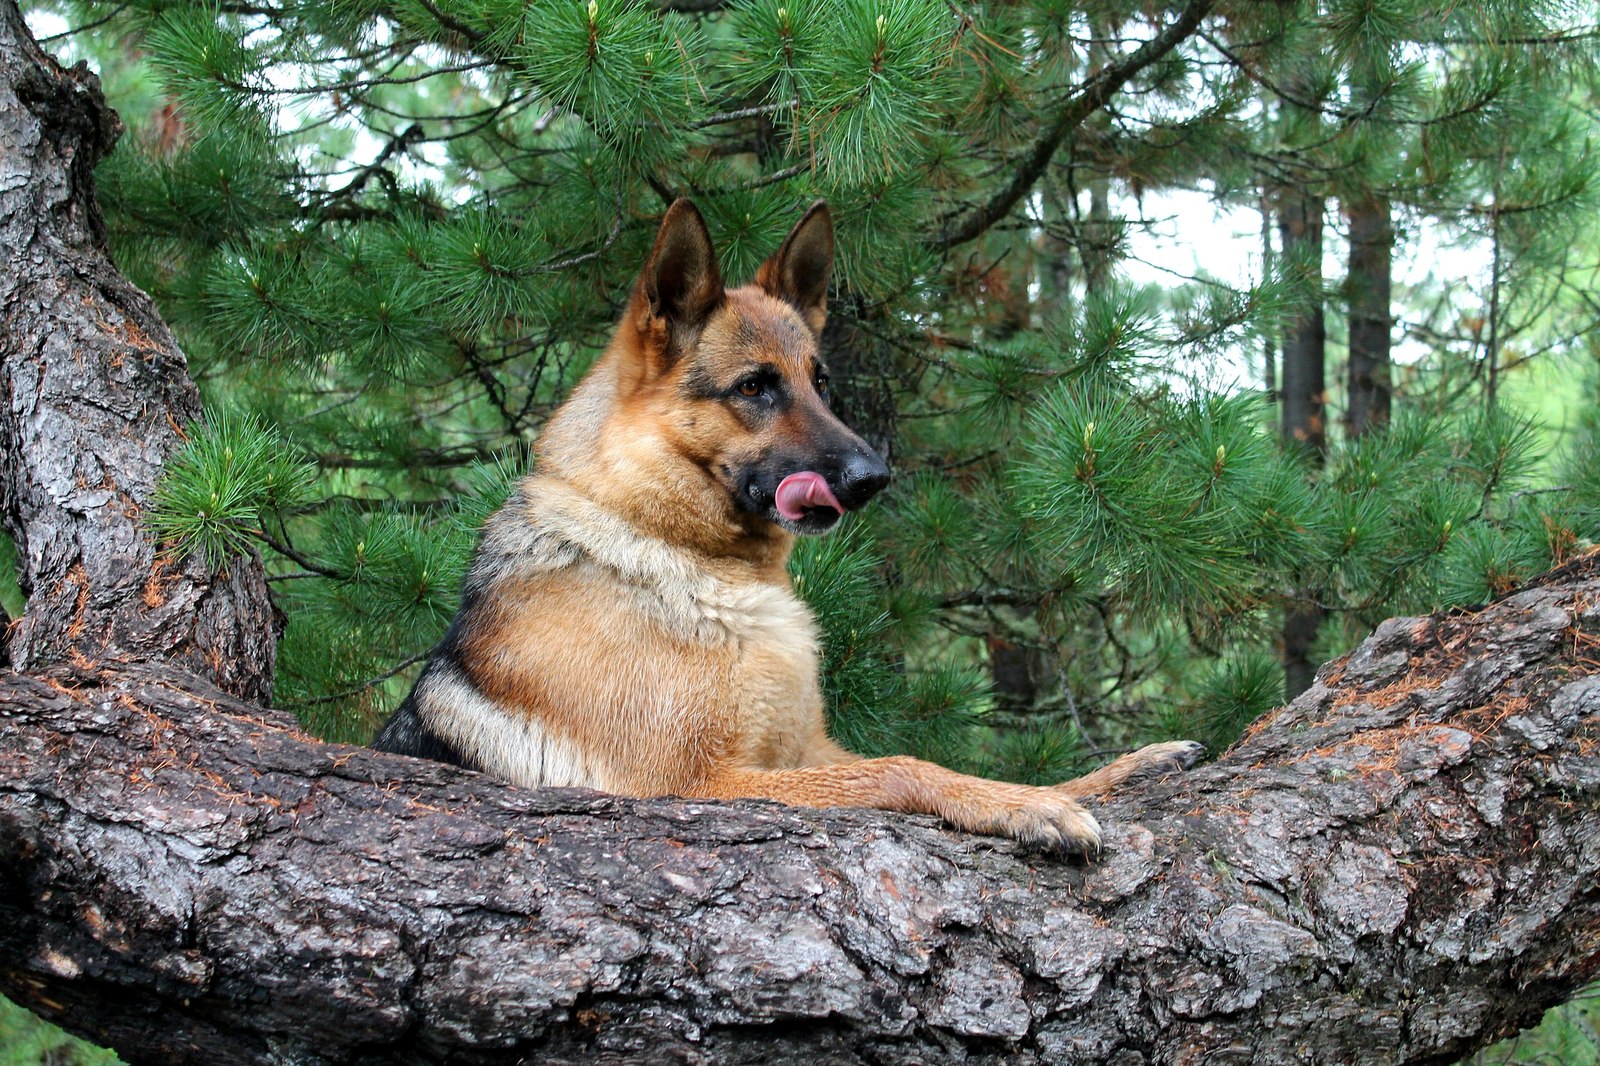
468, 478, 585, 580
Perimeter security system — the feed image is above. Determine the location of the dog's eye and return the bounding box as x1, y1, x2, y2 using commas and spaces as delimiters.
814, 370, 830, 396
737, 379, 764, 398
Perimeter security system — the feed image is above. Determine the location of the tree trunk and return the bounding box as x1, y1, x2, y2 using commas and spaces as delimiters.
984, 262, 1054, 720
0, 1, 275, 703
5, 8, 1600, 1066
819, 293, 898, 467
1276, 186, 1326, 460
1346, 193, 1394, 436
1259, 183, 1276, 399
1078, 17, 1115, 298
1277, 184, 1327, 701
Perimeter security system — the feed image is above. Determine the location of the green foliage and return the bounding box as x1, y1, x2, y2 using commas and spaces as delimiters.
148, 415, 314, 567
1472, 992, 1600, 1065
1561, 400, 1600, 530
1180, 651, 1284, 755
500, 0, 698, 157
990, 722, 1086, 787
804, 0, 958, 180
698, 187, 799, 282
726, 0, 829, 106
1013, 389, 1291, 616
99, 130, 288, 253
141, 4, 270, 133
792, 523, 986, 763
0, 996, 120, 1066
416, 209, 551, 333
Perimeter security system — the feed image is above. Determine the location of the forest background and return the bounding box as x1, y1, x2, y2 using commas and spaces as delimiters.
6, 0, 1600, 1061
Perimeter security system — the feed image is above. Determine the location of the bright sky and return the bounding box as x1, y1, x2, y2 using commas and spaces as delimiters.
1123, 186, 1494, 357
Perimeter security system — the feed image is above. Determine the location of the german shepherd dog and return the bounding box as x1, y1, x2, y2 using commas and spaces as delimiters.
374, 200, 1202, 852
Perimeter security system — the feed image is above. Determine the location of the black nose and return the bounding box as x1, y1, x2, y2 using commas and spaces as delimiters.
836, 448, 890, 508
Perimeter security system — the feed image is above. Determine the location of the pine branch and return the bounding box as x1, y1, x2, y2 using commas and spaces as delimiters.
256, 530, 345, 580
34, 2, 130, 44
8, 562, 1600, 1063
403, 0, 486, 46
688, 100, 796, 129
537, 202, 627, 273
283, 649, 430, 708
1425, 27, 1600, 46
314, 447, 497, 470
320, 122, 422, 203
933, 0, 1216, 251
226, 59, 493, 97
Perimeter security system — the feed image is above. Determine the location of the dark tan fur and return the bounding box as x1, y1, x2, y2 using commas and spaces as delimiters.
378, 200, 1201, 852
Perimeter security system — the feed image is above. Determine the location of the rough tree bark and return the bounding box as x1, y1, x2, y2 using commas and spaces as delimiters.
4, 8, 1600, 1066
0, 0, 275, 702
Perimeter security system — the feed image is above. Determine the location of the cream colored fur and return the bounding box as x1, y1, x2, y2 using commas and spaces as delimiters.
418, 664, 608, 790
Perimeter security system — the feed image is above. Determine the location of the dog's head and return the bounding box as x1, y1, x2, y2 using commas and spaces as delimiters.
616, 199, 890, 536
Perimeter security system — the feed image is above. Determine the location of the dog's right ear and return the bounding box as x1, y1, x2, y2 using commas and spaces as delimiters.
635, 200, 724, 361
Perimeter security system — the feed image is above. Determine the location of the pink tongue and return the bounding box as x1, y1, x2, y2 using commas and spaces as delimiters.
775, 471, 844, 521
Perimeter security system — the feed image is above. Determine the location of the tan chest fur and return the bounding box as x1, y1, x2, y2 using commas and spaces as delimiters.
449, 477, 830, 795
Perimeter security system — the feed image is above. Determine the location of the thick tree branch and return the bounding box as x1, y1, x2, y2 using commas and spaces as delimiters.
2, 559, 1600, 1064
934, 0, 1215, 251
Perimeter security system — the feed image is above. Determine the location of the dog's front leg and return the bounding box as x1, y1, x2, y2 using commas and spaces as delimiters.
694, 758, 1102, 853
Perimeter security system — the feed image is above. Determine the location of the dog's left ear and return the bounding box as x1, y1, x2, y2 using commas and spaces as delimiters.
756, 200, 833, 335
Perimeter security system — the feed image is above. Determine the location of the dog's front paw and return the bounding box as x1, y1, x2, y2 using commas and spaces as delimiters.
1130, 739, 1207, 775
946, 789, 1102, 855
1054, 739, 1207, 800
